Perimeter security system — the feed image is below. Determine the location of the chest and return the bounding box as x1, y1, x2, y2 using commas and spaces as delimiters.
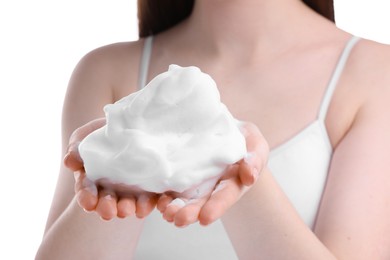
207, 63, 333, 150
147, 44, 349, 149
119, 42, 357, 151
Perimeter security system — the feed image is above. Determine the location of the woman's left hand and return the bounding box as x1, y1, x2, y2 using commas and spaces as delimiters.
156, 121, 269, 227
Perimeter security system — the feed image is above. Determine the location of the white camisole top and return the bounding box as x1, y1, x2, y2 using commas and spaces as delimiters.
134, 36, 361, 260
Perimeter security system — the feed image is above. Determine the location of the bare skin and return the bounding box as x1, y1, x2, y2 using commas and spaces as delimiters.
37, 0, 390, 259
64, 118, 265, 222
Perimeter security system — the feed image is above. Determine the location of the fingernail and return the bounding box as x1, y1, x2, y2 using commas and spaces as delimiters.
244, 152, 254, 165
252, 167, 260, 182
104, 194, 114, 200
168, 198, 186, 208
68, 142, 80, 153
63, 152, 70, 164
236, 119, 245, 126
82, 179, 98, 196
238, 125, 248, 136
74, 171, 81, 181
138, 194, 149, 204
83, 208, 93, 214
211, 180, 227, 195
187, 198, 199, 205
100, 216, 113, 222
176, 223, 189, 228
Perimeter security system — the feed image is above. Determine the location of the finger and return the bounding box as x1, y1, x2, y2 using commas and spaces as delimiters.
76, 189, 98, 212
239, 155, 258, 186
117, 196, 136, 218
135, 194, 157, 219
162, 198, 188, 223
68, 118, 106, 145
199, 177, 244, 226
74, 171, 96, 193
64, 118, 106, 171
173, 198, 208, 227
157, 194, 174, 213
74, 171, 98, 211
239, 122, 269, 186
64, 143, 84, 172
95, 189, 118, 221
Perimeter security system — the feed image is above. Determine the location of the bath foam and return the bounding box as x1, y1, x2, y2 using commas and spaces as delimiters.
79, 65, 247, 198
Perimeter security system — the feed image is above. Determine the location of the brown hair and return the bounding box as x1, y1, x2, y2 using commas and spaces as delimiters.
137, 0, 334, 38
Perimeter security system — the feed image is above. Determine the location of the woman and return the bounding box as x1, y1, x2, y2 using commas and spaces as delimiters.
36, 0, 390, 259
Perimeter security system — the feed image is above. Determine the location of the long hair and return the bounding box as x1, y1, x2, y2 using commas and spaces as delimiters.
137, 0, 334, 38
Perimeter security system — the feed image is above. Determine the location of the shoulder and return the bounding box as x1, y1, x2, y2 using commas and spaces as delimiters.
347, 38, 390, 96
342, 38, 390, 139
63, 39, 147, 136
72, 40, 145, 96
325, 35, 390, 148
79, 40, 144, 68
354, 39, 390, 108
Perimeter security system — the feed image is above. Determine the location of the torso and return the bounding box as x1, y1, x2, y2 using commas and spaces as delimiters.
95, 21, 386, 259
113, 33, 362, 152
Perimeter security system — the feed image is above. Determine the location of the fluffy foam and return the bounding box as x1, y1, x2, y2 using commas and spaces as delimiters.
79, 65, 246, 198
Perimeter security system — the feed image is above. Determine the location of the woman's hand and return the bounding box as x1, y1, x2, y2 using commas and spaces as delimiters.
156, 122, 269, 227
64, 118, 158, 221
64, 119, 268, 225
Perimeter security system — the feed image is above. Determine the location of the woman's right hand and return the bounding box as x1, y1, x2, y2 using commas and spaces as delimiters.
63, 118, 158, 221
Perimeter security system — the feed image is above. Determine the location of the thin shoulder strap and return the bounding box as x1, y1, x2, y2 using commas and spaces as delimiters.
138, 36, 154, 90
318, 36, 360, 120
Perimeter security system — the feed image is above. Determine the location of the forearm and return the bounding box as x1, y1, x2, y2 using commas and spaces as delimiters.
36, 197, 144, 260
222, 168, 336, 260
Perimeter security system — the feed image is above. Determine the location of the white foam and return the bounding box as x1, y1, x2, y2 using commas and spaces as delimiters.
79, 65, 246, 198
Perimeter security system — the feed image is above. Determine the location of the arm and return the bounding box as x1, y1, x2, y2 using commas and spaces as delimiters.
221, 97, 390, 259
36, 40, 259, 258
222, 47, 390, 259
314, 68, 390, 258
36, 43, 147, 259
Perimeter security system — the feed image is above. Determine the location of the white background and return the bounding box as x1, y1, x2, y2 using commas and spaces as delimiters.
0, 1, 389, 259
